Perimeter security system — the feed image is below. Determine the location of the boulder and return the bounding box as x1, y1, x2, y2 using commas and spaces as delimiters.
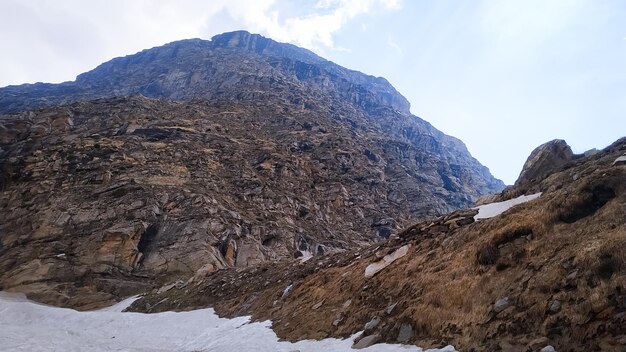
494, 297, 510, 313
515, 139, 574, 186
352, 334, 380, 349
397, 324, 413, 343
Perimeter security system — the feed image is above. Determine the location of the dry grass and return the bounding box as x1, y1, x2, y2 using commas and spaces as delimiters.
132, 142, 626, 351
257, 158, 626, 350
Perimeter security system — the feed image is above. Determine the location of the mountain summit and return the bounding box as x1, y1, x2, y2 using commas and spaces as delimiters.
1, 30, 411, 115
0, 31, 503, 307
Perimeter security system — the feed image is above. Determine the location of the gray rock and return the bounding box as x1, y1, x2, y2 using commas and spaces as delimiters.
332, 314, 343, 327
494, 297, 510, 313
397, 323, 413, 343
385, 302, 398, 315
566, 270, 578, 281
364, 317, 380, 331
311, 300, 324, 310
540, 346, 556, 352
548, 300, 561, 314
352, 334, 380, 349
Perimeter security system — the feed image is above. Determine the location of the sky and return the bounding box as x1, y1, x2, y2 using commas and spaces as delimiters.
1, 0, 625, 184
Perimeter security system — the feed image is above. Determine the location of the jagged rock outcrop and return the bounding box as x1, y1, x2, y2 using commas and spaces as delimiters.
132, 137, 626, 351
0, 31, 503, 308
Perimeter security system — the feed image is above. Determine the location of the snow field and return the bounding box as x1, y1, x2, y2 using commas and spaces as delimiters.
0, 292, 455, 352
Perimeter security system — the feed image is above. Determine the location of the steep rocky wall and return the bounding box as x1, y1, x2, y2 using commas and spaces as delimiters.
0, 96, 500, 308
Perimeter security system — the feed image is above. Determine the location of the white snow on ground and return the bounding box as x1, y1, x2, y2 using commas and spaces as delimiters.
365, 245, 410, 278
0, 292, 456, 352
473, 193, 542, 220
298, 250, 313, 262
613, 154, 626, 165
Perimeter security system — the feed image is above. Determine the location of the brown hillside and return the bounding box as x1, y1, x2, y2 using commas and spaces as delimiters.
131, 137, 626, 351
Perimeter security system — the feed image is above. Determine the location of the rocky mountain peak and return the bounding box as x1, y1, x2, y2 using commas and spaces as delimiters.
208, 30, 407, 108
209, 30, 294, 56
0, 31, 412, 117
211, 30, 270, 50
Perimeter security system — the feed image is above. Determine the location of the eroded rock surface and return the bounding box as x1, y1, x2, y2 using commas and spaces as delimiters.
0, 97, 502, 308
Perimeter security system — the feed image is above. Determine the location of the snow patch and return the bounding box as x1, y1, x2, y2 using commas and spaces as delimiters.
473, 193, 542, 220
0, 291, 455, 352
299, 250, 313, 262
97, 295, 140, 312
365, 245, 411, 278
281, 284, 293, 298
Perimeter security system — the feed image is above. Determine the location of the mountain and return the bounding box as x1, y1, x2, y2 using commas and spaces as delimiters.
0, 31, 412, 115
0, 31, 503, 308
130, 137, 626, 351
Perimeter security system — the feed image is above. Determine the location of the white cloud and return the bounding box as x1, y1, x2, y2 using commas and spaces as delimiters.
224, 0, 402, 51
380, 0, 403, 10
0, 0, 402, 86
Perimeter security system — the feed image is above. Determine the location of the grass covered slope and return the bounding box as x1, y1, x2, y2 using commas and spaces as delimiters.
131, 137, 626, 351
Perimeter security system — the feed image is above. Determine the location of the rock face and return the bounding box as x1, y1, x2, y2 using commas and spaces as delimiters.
0, 31, 503, 307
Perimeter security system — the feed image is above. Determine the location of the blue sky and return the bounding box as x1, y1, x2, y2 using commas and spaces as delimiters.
1, 0, 625, 184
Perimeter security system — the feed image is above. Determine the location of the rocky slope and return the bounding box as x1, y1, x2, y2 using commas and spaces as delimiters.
130, 137, 626, 351
0, 31, 503, 308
